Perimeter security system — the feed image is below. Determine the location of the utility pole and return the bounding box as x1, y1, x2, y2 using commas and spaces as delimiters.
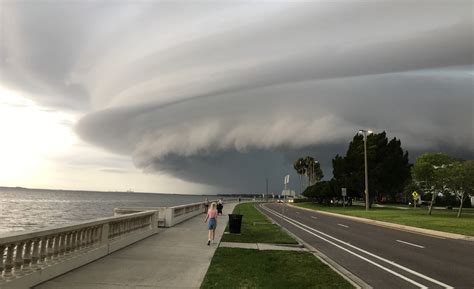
266, 178, 268, 202
359, 129, 372, 211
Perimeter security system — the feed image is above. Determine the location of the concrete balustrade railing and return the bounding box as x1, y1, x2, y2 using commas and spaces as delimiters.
115, 201, 212, 228
0, 210, 158, 289
114, 199, 243, 228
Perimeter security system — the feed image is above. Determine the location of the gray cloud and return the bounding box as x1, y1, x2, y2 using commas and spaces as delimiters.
1, 1, 472, 192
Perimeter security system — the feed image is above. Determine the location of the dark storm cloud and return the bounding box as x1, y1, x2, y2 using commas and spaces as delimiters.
1, 1, 472, 192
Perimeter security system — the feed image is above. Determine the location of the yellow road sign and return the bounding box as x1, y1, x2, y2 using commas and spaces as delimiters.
412, 191, 419, 200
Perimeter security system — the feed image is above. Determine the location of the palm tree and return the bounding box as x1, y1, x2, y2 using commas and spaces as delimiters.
304, 156, 315, 186
293, 158, 306, 195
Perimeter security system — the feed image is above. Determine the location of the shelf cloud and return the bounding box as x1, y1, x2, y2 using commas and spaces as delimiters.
1, 1, 472, 192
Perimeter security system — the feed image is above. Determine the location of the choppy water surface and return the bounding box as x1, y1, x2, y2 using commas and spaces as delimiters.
0, 188, 215, 234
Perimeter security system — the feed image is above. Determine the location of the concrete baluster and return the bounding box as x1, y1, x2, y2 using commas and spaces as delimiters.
70, 231, 76, 252
90, 227, 96, 245
56, 234, 63, 257
96, 226, 101, 243
53, 235, 61, 260
89, 227, 95, 245
79, 230, 85, 247
69, 232, 75, 252
22, 240, 33, 272
65, 232, 72, 254
77, 230, 84, 249
90, 227, 95, 245
40, 237, 48, 265
71, 231, 78, 252
30, 238, 40, 270
78, 230, 83, 250
84, 228, 91, 247
0, 245, 5, 280
62, 233, 69, 255
84, 229, 90, 247
13, 242, 25, 276
96, 227, 100, 243
4, 244, 14, 279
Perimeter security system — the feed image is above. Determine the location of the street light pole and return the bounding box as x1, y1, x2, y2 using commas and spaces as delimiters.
359, 129, 372, 211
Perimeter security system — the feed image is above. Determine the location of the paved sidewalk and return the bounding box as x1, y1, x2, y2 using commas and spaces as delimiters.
35, 203, 237, 289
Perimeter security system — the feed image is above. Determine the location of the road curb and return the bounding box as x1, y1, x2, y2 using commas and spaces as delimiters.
255, 204, 371, 289
290, 204, 474, 242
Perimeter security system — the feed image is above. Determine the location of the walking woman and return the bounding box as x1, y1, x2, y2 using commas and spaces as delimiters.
204, 202, 218, 245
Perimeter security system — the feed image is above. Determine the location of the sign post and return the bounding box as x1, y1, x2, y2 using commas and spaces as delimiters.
341, 188, 347, 208
412, 191, 419, 208
283, 174, 290, 202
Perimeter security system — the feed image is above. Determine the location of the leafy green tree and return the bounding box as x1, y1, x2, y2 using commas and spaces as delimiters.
411, 152, 456, 215
446, 160, 474, 217
303, 180, 336, 204
332, 131, 410, 207
312, 161, 324, 185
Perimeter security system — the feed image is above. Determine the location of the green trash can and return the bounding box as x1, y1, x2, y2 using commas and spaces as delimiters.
228, 214, 243, 234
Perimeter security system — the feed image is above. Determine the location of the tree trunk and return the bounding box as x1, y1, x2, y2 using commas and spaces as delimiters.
428, 191, 436, 215
457, 192, 465, 218
299, 174, 303, 196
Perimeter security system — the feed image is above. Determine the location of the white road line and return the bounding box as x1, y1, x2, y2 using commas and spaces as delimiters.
260, 204, 453, 289
296, 211, 300, 214
259, 205, 427, 289
338, 224, 349, 228
311, 216, 318, 219
396, 240, 425, 248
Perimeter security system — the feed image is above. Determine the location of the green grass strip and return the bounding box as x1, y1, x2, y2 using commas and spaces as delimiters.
221, 203, 297, 244
201, 248, 354, 289
295, 203, 474, 236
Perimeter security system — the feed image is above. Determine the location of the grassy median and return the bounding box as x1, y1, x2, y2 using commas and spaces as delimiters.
201, 248, 354, 289
220, 202, 297, 244
295, 203, 474, 236
201, 203, 354, 289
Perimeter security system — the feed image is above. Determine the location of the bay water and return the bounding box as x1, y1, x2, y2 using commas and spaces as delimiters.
0, 187, 216, 234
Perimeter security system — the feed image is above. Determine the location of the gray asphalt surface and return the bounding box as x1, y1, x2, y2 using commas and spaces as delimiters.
258, 203, 474, 289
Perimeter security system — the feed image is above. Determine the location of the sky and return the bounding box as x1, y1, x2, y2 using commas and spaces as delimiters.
0, 0, 472, 194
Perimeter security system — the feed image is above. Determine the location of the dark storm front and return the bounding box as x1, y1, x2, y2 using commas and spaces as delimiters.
0, 188, 214, 233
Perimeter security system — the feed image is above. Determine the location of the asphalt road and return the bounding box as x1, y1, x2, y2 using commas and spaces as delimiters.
258, 203, 474, 289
